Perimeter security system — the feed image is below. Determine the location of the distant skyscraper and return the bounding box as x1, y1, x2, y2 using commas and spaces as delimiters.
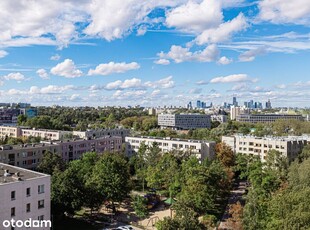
197, 100, 201, 108
187, 101, 192, 109
266, 99, 272, 109
233, 97, 238, 106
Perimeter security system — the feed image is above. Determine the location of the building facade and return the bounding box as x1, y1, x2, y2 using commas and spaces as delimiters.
211, 115, 228, 123
21, 128, 72, 141
125, 136, 216, 161
236, 114, 304, 123
0, 163, 51, 230
0, 126, 22, 139
0, 136, 123, 170
158, 113, 211, 130
73, 128, 130, 141
222, 135, 307, 161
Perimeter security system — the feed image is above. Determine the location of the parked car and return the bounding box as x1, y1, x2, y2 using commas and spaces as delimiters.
117, 226, 134, 230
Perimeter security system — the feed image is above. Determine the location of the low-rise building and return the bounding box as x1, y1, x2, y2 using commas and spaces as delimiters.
0, 126, 22, 139
236, 114, 304, 123
0, 136, 123, 170
0, 163, 51, 230
125, 136, 216, 161
158, 113, 211, 130
222, 135, 307, 161
211, 114, 228, 123
21, 128, 72, 141
73, 128, 130, 141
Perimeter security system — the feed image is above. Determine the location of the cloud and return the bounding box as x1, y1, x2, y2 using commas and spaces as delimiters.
50, 59, 83, 78
145, 76, 175, 89
7, 85, 75, 95
276, 84, 287, 89
217, 56, 232, 65
0, 80, 4, 86
154, 59, 170, 65
105, 76, 175, 90
196, 80, 209, 85
239, 47, 267, 62
83, 0, 183, 41
165, 0, 223, 33
158, 44, 219, 63
88, 62, 140, 76
210, 74, 257, 83
196, 13, 248, 44
151, 89, 161, 97
36, 69, 49, 80
258, 0, 310, 25
189, 88, 202, 94
112, 90, 147, 99
0, 50, 8, 58
69, 94, 81, 101
2, 72, 25, 81
50, 54, 61, 61
105, 78, 142, 90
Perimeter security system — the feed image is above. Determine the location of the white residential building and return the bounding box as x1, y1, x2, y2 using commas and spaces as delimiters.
158, 113, 211, 130
236, 114, 304, 123
21, 128, 72, 141
73, 128, 130, 141
0, 163, 51, 230
222, 135, 308, 161
0, 136, 123, 170
125, 136, 216, 161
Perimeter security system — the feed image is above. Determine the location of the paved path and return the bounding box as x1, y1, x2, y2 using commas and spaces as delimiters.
218, 180, 247, 230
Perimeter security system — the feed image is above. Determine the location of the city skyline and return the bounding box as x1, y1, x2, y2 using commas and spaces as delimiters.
0, 0, 309, 107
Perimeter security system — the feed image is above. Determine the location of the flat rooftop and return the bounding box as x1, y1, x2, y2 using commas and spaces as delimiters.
0, 163, 49, 185
127, 136, 215, 143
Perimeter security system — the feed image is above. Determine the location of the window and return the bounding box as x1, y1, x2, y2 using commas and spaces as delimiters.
38, 215, 44, 221
38, 200, 44, 209
26, 203, 31, 212
38, 185, 44, 194
11, 191, 15, 201
11, 207, 15, 217
26, 188, 31, 197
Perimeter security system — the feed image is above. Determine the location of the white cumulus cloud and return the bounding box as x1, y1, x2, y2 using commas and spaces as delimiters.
2, 72, 25, 81
36, 69, 49, 80
210, 74, 257, 83
196, 13, 248, 44
50, 59, 83, 78
158, 44, 219, 63
217, 56, 233, 65
0, 50, 8, 58
258, 0, 310, 25
88, 62, 140, 76
154, 59, 170, 65
166, 0, 223, 33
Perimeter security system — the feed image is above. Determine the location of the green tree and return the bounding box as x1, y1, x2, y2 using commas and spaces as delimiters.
90, 153, 131, 213
37, 151, 67, 175
132, 195, 148, 219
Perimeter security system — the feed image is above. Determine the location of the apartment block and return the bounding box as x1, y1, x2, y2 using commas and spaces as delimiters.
222, 135, 307, 161
73, 128, 130, 141
236, 114, 304, 123
158, 113, 211, 130
0, 136, 123, 170
21, 128, 72, 141
0, 163, 51, 230
125, 136, 216, 161
0, 126, 22, 139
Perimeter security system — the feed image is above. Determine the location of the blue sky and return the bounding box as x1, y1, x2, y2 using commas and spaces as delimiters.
0, 0, 309, 107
